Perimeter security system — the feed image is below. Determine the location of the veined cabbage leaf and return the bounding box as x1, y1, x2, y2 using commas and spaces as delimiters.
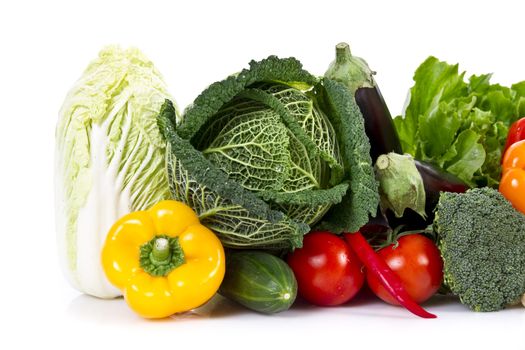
158, 56, 378, 250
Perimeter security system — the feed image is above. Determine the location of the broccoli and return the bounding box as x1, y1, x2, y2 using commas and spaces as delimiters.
433, 187, 525, 312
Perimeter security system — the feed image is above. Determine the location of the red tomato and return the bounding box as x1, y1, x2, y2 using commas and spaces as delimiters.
286, 231, 364, 306
367, 234, 443, 305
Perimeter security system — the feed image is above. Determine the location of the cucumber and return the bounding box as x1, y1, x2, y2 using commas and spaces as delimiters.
219, 251, 297, 314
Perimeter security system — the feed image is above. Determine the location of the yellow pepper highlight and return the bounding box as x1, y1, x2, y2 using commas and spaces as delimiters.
101, 200, 225, 319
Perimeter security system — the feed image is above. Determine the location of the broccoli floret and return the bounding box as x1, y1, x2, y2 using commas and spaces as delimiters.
434, 187, 525, 312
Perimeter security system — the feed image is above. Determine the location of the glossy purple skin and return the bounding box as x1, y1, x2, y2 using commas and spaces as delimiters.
414, 159, 470, 212
355, 85, 468, 229
387, 160, 470, 229
355, 86, 402, 161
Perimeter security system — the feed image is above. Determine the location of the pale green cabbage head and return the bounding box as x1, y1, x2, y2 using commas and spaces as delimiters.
55, 46, 177, 298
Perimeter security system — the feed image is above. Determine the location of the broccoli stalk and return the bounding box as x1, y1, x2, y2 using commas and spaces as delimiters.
434, 187, 525, 312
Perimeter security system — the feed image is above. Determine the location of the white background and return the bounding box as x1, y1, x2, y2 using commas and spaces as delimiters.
1, 0, 524, 349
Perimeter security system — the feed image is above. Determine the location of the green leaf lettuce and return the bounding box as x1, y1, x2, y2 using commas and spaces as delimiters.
394, 57, 525, 187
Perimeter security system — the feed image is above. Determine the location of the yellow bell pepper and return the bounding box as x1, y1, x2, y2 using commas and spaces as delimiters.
101, 200, 225, 319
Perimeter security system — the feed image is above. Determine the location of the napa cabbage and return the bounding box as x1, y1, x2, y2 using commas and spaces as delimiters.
55, 46, 178, 298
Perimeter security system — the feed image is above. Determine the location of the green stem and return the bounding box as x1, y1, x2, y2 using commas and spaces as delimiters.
326, 42, 376, 93
335, 42, 352, 64
140, 235, 185, 277
375, 154, 390, 170
151, 237, 171, 264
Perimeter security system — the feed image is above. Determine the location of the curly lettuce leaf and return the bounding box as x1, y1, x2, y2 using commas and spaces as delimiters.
395, 57, 467, 155
394, 57, 525, 187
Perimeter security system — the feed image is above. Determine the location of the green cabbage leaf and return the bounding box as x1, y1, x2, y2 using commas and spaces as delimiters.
158, 56, 378, 250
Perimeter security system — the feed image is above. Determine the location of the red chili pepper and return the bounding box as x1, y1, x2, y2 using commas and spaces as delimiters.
344, 231, 437, 319
503, 117, 525, 161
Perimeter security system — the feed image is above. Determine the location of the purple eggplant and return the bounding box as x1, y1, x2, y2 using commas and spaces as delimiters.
355, 86, 402, 160
361, 206, 391, 238
325, 42, 402, 161
415, 159, 470, 215
387, 159, 470, 229
324, 43, 468, 231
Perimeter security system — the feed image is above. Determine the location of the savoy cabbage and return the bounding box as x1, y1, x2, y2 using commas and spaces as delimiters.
158, 56, 378, 249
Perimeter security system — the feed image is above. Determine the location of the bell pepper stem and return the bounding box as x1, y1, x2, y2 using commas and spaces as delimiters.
151, 238, 171, 264
140, 235, 185, 277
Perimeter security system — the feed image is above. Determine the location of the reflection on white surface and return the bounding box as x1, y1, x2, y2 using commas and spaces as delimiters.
66, 289, 525, 323
67, 295, 135, 324
66, 293, 249, 324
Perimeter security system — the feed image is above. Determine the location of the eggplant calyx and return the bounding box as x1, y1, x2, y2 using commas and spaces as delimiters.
375, 153, 427, 220
325, 42, 376, 94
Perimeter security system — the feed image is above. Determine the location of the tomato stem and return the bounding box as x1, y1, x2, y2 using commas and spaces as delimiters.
344, 231, 437, 319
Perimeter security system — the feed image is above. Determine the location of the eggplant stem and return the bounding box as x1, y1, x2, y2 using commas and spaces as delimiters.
335, 42, 352, 64
376, 154, 390, 170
